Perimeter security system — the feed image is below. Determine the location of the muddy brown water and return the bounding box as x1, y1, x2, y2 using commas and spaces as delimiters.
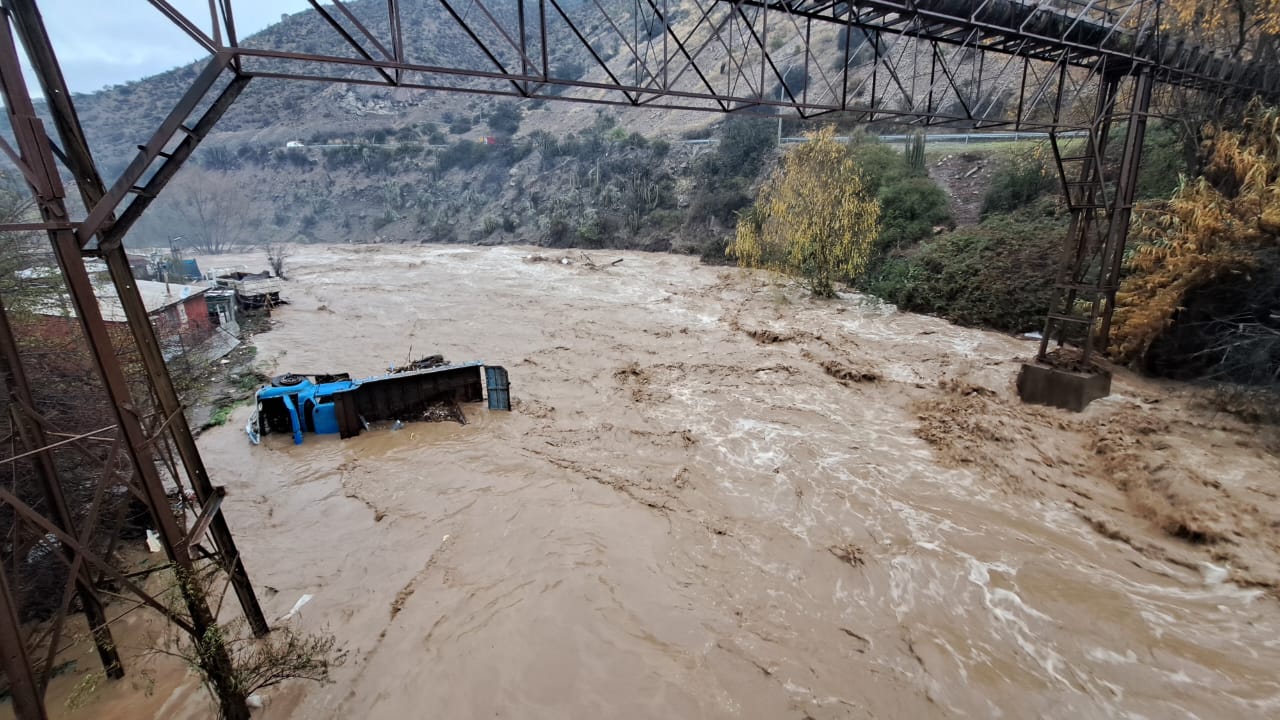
26, 245, 1280, 719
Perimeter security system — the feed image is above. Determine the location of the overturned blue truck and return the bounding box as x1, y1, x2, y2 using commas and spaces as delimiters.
247, 356, 510, 445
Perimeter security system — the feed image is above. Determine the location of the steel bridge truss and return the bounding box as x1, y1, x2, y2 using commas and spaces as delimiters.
0, 1, 1277, 718
143, 0, 1275, 128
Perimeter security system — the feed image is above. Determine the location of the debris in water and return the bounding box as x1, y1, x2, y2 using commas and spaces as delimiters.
419, 401, 467, 425
748, 328, 793, 344
820, 359, 879, 384
828, 543, 866, 567
580, 252, 624, 270
937, 377, 997, 396
279, 593, 314, 621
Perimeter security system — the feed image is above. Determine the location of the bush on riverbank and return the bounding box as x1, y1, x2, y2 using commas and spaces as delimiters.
866, 200, 1068, 332
1113, 104, 1280, 396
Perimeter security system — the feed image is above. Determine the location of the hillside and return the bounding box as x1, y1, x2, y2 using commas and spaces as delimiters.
63, 0, 1097, 260
72, 0, 867, 171
63, 0, 922, 254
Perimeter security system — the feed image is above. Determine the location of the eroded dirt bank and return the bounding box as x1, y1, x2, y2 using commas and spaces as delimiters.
57, 245, 1280, 719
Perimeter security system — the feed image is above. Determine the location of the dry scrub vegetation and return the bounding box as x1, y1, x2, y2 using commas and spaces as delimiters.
1113, 103, 1280, 407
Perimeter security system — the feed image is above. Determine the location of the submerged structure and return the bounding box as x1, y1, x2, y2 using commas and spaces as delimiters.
214, 271, 285, 311
248, 357, 510, 444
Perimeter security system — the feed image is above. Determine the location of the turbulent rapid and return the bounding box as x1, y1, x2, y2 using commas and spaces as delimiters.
52, 244, 1280, 719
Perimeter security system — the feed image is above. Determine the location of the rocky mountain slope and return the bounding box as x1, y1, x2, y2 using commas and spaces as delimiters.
61, 1, 982, 254
64, 0, 782, 250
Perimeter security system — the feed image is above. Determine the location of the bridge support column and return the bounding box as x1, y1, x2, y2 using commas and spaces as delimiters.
1021, 67, 1153, 411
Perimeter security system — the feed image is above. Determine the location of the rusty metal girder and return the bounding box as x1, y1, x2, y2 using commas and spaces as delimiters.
7, 1, 269, 643
0, 296, 123, 683
0, 2, 261, 718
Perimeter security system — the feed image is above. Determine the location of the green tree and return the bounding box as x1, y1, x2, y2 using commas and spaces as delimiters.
699, 115, 777, 180
486, 103, 522, 137
686, 116, 777, 245
981, 146, 1055, 215
836, 132, 952, 270
845, 135, 906, 192
728, 127, 880, 297
877, 176, 950, 252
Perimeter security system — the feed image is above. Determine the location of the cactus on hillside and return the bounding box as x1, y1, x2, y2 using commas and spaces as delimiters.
906, 132, 926, 175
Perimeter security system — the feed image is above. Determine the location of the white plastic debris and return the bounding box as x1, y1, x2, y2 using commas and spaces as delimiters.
391, 419, 404, 430
1201, 562, 1229, 586
1023, 331, 1043, 340
145, 529, 162, 553
278, 593, 314, 621
246, 694, 264, 709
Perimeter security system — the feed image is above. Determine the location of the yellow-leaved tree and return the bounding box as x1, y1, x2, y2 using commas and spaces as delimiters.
1111, 102, 1280, 364
727, 126, 880, 298
1165, 0, 1280, 55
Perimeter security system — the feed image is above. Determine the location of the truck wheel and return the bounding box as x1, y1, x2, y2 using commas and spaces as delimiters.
271, 373, 306, 387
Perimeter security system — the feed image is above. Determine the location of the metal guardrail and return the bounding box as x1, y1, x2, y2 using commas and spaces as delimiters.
858, 131, 1090, 145
678, 130, 1090, 146
286, 132, 1087, 151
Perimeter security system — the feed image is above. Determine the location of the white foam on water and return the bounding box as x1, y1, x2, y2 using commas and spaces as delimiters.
1201, 562, 1230, 585
1087, 647, 1139, 664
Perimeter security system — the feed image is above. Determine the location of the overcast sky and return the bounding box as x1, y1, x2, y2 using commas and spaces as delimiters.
42, 0, 312, 93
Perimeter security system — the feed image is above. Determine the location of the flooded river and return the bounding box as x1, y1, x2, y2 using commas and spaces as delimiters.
43, 244, 1280, 718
